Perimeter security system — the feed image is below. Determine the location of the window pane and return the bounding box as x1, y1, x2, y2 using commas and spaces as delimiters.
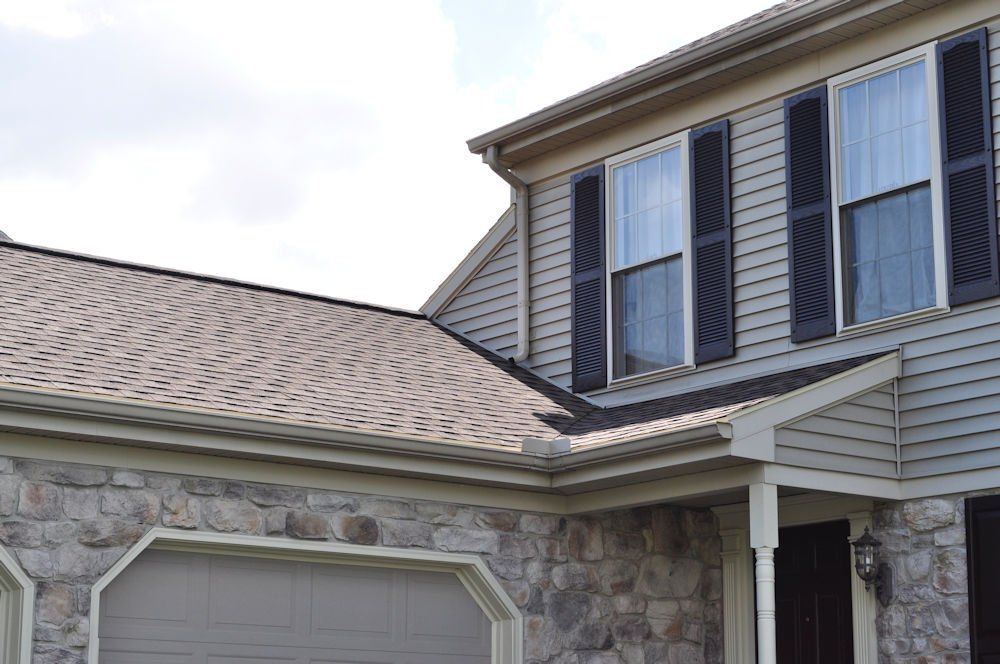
838, 59, 931, 203
623, 268, 640, 323
902, 122, 930, 183
624, 323, 641, 376
842, 141, 871, 201
851, 261, 881, 324
615, 162, 636, 219
876, 192, 909, 256
843, 185, 935, 325
900, 61, 927, 125
613, 256, 685, 378
615, 216, 637, 268
643, 261, 667, 318
642, 316, 668, 369
637, 208, 663, 263
908, 186, 933, 249
662, 200, 683, 255
872, 130, 903, 193
880, 253, 913, 316
869, 70, 900, 135
849, 201, 878, 264
661, 147, 682, 202
912, 246, 935, 310
667, 311, 684, 367
637, 154, 660, 212
840, 83, 868, 144
666, 257, 684, 314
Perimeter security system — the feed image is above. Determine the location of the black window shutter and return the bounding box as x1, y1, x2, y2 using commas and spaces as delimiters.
937, 27, 999, 306
784, 86, 836, 342
570, 165, 607, 392
690, 120, 734, 363
967, 494, 1000, 662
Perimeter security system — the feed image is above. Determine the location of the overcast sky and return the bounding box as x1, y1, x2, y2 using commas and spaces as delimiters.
0, 0, 774, 309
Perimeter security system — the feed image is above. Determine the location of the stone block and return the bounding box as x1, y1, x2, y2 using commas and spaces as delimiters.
163, 494, 201, 529
433, 527, 499, 554
101, 490, 160, 523
62, 487, 100, 520
306, 492, 358, 513
380, 518, 434, 548
205, 500, 262, 534
285, 511, 329, 539
331, 513, 378, 545
247, 485, 306, 507
19, 482, 62, 520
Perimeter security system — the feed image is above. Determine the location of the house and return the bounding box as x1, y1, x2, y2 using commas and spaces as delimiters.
0, 0, 998, 662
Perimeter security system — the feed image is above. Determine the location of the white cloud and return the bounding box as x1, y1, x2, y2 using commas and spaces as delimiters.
0, 0, 774, 309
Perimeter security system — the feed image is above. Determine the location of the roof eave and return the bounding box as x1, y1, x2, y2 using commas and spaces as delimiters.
466, 0, 869, 157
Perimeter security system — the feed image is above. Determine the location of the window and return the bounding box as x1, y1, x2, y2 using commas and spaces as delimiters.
606, 133, 693, 380
830, 44, 947, 331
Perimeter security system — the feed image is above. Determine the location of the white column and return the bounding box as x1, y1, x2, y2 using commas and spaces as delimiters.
847, 511, 879, 664
750, 483, 779, 664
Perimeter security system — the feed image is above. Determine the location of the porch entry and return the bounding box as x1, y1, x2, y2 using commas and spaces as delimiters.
775, 521, 854, 664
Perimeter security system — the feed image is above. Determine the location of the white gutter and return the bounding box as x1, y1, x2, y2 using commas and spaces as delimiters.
484, 145, 530, 363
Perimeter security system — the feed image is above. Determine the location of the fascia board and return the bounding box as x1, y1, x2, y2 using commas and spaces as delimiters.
549, 424, 725, 470
0, 383, 553, 485
723, 353, 900, 442
550, 438, 733, 490
421, 205, 516, 316
0, 383, 726, 493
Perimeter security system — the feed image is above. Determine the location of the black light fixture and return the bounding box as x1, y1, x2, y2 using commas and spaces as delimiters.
852, 526, 893, 606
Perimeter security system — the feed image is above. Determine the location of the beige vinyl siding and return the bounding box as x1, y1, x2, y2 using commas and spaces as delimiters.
775, 384, 899, 478
436, 21, 1000, 479
436, 231, 519, 358
525, 178, 573, 386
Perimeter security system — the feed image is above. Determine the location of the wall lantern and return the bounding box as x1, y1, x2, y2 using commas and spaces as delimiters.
852, 526, 894, 606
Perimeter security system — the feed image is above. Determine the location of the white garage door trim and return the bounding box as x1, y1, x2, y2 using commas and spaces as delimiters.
88, 527, 523, 664
0, 544, 33, 664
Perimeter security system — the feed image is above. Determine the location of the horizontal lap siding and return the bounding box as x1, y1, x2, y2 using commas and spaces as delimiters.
437, 232, 519, 358
775, 385, 898, 478
525, 178, 574, 388
434, 24, 1000, 478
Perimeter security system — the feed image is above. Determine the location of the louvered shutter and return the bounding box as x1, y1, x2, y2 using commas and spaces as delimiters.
784, 86, 836, 342
689, 120, 734, 363
937, 28, 999, 306
570, 165, 607, 392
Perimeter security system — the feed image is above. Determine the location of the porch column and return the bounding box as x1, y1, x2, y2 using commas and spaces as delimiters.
750, 483, 779, 664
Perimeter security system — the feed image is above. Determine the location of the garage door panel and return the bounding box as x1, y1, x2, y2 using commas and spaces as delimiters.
101, 551, 204, 628
405, 572, 489, 643
311, 566, 394, 638
208, 558, 298, 633
99, 549, 491, 664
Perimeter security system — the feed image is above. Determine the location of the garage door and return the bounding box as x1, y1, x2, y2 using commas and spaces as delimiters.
98, 549, 492, 663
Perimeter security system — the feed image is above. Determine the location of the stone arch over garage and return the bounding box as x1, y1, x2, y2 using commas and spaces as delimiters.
87, 527, 522, 664
0, 543, 33, 664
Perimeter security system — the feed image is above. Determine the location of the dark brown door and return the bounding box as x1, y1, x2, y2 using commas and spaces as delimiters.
968, 495, 1000, 664
775, 521, 854, 664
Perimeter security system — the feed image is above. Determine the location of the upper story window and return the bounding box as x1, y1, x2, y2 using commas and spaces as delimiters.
606, 132, 693, 380
830, 44, 947, 331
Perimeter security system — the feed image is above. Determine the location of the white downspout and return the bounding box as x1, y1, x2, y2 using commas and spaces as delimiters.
484, 145, 530, 363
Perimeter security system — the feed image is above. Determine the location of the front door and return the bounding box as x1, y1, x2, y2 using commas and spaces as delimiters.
775, 520, 854, 664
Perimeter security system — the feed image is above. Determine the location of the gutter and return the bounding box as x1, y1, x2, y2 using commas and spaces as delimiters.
483, 145, 530, 363
0, 382, 732, 492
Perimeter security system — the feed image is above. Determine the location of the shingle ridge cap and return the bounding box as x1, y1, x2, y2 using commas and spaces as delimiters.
0, 239, 425, 319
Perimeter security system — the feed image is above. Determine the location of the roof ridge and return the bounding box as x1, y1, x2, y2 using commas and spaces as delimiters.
0, 239, 425, 319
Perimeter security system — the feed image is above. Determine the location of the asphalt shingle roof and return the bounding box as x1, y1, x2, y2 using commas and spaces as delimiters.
0, 243, 591, 448
0, 242, 884, 450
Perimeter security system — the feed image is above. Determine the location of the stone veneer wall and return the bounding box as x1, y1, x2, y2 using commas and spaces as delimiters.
874, 490, 1000, 664
0, 456, 722, 664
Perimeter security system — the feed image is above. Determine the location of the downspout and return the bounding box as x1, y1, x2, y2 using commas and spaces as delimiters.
484, 145, 530, 363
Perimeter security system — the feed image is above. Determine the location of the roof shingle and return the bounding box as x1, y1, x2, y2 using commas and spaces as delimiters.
0, 242, 886, 451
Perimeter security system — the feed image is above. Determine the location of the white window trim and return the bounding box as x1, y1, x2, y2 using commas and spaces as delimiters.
0, 544, 32, 664
87, 528, 523, 664
828, 42, 950, 336
713, 494, 880, 664
604, 129, 695, 386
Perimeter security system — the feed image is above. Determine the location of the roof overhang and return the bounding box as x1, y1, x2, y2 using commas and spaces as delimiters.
467, 0, 947, 165
0, 354, 899, 500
